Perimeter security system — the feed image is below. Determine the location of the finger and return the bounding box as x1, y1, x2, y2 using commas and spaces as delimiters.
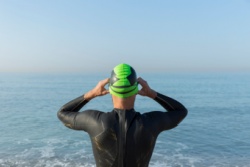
137, 90, 145, 96
102, 78, 110, 84
100, 78, 110, 87
102, 90, 110, 95
137, 77, 147, 87
103, 78, 110, 84
137, 77, 142, 83
137, 77, 143, 85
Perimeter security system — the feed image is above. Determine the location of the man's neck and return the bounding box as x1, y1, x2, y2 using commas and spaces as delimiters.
112, 95, 135, 110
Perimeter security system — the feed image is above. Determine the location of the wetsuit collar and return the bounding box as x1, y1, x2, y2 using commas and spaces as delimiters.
113, 108, 135, 112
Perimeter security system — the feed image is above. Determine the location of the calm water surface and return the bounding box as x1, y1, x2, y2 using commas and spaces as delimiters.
0, 72, 250, 167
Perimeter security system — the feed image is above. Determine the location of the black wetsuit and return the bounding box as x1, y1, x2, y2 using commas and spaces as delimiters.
57, 92, 187, 167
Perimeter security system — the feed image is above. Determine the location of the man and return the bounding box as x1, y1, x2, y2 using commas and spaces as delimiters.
57, 63, 187, 167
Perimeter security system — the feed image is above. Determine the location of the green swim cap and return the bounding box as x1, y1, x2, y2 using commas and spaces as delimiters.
109, 63, 138, 98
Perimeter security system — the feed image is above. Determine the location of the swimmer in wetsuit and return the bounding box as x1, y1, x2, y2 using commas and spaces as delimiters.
57, 63, 188, 167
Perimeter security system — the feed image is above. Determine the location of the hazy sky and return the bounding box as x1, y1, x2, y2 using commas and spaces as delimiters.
1, 0, 250, 73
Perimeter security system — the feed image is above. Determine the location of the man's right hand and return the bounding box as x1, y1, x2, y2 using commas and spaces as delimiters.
84, 78, 110, 100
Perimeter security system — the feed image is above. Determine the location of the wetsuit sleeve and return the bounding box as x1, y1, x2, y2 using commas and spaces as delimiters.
57, 95, 90, 130
149, 92, 188, 131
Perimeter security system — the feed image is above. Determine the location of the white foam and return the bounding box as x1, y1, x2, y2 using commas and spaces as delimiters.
40, 146, 55, 158
0, 158, 95, 167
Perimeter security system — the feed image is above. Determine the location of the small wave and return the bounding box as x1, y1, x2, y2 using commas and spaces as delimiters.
0, 158, 95, 167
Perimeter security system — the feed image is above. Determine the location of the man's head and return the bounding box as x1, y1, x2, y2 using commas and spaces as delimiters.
109, 63, 138, 98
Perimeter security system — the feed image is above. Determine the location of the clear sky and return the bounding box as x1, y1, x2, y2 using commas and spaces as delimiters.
0, 0, 250, 73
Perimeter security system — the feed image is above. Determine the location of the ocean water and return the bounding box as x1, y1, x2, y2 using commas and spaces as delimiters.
0, 72, 250, 167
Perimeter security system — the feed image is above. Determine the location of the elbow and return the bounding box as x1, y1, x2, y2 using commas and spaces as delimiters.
177, 108, 188, 124
182, 108, 188, 119
57, 110, 62, 121
57, 106, 66, 121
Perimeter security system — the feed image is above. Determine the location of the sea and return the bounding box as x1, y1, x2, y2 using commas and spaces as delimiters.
0, 72, 250, 167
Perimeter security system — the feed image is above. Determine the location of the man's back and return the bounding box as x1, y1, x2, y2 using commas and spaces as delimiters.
58, 63, 187, 167
84, 109, 157, 167
58, 93, 187, 167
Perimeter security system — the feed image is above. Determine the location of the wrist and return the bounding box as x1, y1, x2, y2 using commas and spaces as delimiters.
84, 90, 95, 101
149, 89, 157, 99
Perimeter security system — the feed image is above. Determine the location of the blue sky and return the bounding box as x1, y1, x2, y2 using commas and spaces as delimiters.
0, 0, 250, 73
